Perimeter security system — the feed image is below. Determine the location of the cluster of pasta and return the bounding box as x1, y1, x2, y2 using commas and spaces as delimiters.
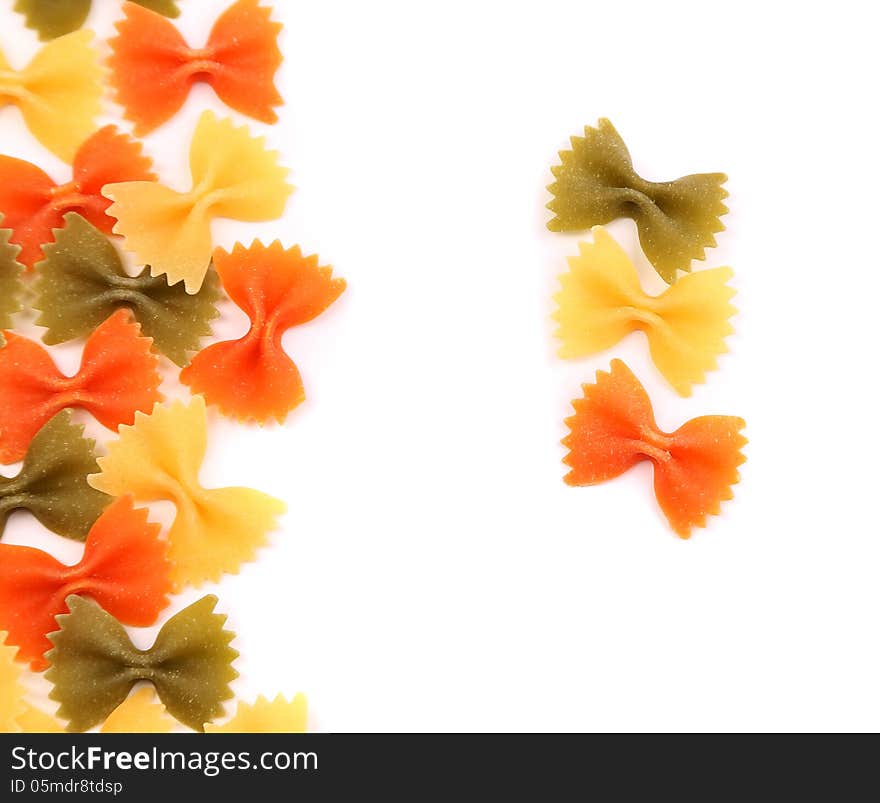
547, 119, 746, 538
0, 1, 343, 732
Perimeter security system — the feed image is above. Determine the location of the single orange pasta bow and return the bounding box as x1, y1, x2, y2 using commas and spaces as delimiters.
563, 360, 746, 538
0, 309, 162, 464
108, 0, 282, 134
180, 242, 346, 423
0, 496, 171, 671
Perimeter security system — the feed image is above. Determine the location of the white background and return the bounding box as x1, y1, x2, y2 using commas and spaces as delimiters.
2, 0, 879, 732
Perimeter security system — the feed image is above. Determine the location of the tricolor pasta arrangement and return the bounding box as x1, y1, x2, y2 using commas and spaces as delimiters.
548, 118, 746, 537
0, 1, 341, 732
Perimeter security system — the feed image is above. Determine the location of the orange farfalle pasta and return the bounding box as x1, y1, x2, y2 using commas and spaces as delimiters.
0, 31, 102, 163
0, 496, 171, 671
0, 309, 162, 464
0, 126, 156, 269
563, 360, 746, 538
103, 111, 293, 294
181, 242, 346, 422
109, 0, 282, 135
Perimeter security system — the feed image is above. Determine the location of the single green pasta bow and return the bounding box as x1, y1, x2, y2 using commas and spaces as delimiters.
547, 118, 728, 283
46, 595, 238, 732
0, 412, 109, 540
34, 213, 221, 366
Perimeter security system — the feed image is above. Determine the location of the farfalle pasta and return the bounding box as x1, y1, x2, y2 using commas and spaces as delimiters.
46, 594, 238, 732
109, 0, 282, 134
547, 119, 728, 283
0, 226, 22, 348
0, 31, 102, 162
181, 242, 346, 422
0, 126, 156, 270
34, 213, 221, 366
89, 396, 286, 589
14, 0, 180, 41
104, 111, 293, 293
206, 694, 308, 733
563, 360, 746, 538
0, 412, 109, 541
0, 496, 171, 671
554, 227, 736, 395
0, 309, 162, 463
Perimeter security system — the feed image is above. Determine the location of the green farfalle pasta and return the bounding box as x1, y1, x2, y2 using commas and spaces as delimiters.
34, 213, 221, 366
0, 412, 109, 540
46, 595, 238, 732
14, 0, 181, 41
547, 118, 728, 284
0, 226, 23, 348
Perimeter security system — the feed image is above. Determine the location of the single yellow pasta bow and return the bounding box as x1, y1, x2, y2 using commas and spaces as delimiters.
0, 31, 102, 162
89, 395, 286, 589
103, 111, 293, 293
554, 227, 736, 396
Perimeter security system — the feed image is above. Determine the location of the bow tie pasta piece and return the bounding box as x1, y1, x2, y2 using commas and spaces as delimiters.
0, 309, 162, 464
0, 496, 171, 671
34, 213, 221, 366
0, 412, 109, 541
89, 396, 286, 589
0, 227, 23, 348
110, 0, 282, 134
103, 111, 293, 293
206, 694, 308, 733
0, 31, 102, 163
46, 594, 238, 732
0, 127, 156, 270
180, 242, 346, 422
14, 0, 181, 41
547, 119, 728, 284
554, 227, 736, 396
100, 688, 174, 733
563, 360, 746, 538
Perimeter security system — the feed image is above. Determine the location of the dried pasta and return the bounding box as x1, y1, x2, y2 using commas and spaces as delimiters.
34, 213, 221, 366
103, 111, 292, 293
553, 226, 736, 395
547, 119, 728, 283
563, 360, 746, 537
109, 0, 281, 133
46, 595, 238, 732
89, 396, 286, 589
181, 242, 346, 421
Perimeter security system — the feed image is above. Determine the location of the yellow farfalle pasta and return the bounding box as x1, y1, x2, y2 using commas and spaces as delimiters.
206, 694, 308, 733
101, 688, 174, 734
0, 31, 102, 162
103, 111, 293, 293
89, 396, 286, 589
553, 227, 736, 396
